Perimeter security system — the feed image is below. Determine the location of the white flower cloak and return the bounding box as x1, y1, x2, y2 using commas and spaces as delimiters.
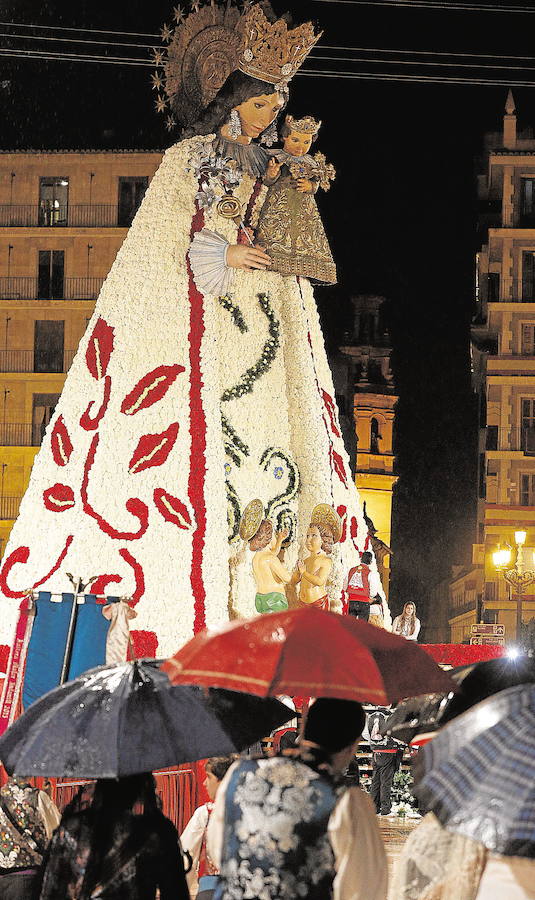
0, 136, 385, 673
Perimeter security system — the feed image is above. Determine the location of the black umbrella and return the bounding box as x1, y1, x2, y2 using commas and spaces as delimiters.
0, 659, 294, 779
385, 656, 535, 745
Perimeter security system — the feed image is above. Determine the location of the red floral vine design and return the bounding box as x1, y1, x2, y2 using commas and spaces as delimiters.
118, 548, 145, 605
43, 484, 75, 513
82, 433, 149, 540
91, 574, 122, 598
0, 535, 74, 599
121, 365, 185, 416
128, 423, 179, 475
321, 389, 341, 439
80, 375, 112, 431
187, 203, 208, 633
86, 317, 114, 380
336, 505, 347, 544
153, 489, 192, 529
51, 416, 74, 467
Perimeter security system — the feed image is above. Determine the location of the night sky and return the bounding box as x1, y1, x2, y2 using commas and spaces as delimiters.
1, 0, 533, 630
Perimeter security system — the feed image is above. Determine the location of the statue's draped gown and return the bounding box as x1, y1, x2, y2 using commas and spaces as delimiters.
0, 134, 379, 697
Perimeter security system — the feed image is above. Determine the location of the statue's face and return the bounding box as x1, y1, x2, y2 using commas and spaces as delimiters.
283, 129, 313, 157
321, 531, 334, 555
306, 525, 322, 553
235, 91, 284, 138
405, 603, 415, 615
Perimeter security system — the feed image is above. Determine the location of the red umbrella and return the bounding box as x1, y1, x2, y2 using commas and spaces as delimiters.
163, 608, 455, 704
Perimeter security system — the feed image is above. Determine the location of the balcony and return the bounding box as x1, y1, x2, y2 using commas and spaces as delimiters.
0, 204, 122, 228
486, 426, 535, 453
0, 277, 104, 301
0, 496, 22, 519
0, 423, 45, 446
0, 349, 76, 373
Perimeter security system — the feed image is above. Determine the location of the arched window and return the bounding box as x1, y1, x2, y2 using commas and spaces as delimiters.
370, 417, 381, 454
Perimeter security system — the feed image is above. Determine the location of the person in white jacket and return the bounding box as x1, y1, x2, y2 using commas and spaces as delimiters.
180, 756, 235, 900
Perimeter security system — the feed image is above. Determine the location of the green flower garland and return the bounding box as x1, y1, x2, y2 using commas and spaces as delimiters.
218, 294, 248, 334
221, 413, 249, 459
220, 293, 280, 403
226, 478, 242, 542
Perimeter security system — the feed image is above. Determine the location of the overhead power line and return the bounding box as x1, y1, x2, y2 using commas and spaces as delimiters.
0, 29, 154, 50
0, 48, 152, 67
313, 53, 535, 72
313, 0, 535, 12
300, 67, 535, 87
0, 20, 159, 39
3, 46, 535, 87
321, 44, 535, 62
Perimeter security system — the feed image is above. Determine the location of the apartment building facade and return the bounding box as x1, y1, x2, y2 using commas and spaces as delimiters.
449, 92, 535, 641
0, 150, 162, 554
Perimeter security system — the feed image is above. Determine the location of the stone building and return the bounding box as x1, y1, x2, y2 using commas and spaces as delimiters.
0, 150, 162, 554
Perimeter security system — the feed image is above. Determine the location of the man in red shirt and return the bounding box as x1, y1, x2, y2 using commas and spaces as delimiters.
344, 551, 383, 621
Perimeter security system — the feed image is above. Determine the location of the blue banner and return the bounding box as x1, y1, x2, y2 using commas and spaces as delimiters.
22, 593, 112, 708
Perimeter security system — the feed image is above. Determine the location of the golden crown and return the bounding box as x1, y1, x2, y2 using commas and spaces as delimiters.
238, 5, 322, 92
285, 114, 321, 134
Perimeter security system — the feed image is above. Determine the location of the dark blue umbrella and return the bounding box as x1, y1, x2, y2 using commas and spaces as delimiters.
413, 683, 535, 857
0, 659, 294, 779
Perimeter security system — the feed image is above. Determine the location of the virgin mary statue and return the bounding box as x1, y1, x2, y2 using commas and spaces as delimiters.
0, 3, 387, 702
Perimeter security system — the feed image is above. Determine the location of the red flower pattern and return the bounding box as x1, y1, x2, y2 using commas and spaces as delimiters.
43, 484, 75, 513
82, 433, 149, 540
51, 416, 74, 467
121, 365, 185, 416
91, 574, 122, 598
85, 317, 114, 380
80, 375, 112, 431
153, 489, 192, 529
119, 548, 145, 605
0, 536, 74, 599
128, 423, 179, 475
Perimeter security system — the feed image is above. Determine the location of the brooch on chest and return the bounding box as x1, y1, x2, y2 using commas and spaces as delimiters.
187, 142, 244, 219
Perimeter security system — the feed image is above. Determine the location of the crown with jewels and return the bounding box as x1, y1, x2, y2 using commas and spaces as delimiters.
238, 5, 322, 92
285, 114, 321, 135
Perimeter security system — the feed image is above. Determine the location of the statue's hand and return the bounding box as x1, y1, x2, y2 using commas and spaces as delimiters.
296, 178, 314, 193
267, 158, 282, 178
297, 560, 305, 575
227, 244, 271, 270
277, 528, 290, 542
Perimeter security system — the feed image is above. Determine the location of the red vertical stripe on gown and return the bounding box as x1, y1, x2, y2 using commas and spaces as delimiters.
187, 207, 208, 633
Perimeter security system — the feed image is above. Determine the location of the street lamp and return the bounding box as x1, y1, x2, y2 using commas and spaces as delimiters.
493, 532, 535, 642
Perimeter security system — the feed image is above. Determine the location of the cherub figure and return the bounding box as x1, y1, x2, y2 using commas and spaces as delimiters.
239, 501, 293, 615
249, 520, 292, 614
256, 114, 337, 284
292, 505, 342, 611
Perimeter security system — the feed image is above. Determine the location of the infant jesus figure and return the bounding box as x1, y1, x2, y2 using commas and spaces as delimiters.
256, 114, 337, 284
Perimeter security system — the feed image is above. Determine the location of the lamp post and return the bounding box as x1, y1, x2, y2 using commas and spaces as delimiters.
493, 530, 535, 643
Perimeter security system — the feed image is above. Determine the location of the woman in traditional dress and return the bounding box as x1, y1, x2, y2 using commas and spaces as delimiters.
0, 4, 387, 721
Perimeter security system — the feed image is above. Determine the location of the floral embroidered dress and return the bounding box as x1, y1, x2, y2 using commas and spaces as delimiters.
0, 778, 50, 871
0, 132, 381, 714
215, 756, 341, 900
